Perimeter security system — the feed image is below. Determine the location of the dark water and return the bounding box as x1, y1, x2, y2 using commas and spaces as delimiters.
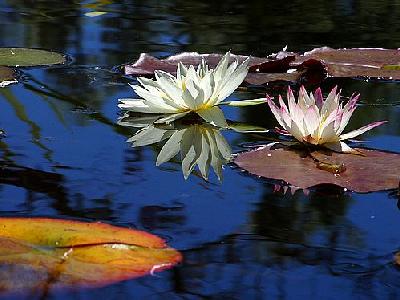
1, 0, 400, 299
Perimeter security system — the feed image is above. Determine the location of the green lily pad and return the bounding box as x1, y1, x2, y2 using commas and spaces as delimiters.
0, 48, 66, 67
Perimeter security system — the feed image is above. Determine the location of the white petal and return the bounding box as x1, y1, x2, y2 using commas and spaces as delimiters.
212, 130, 232, 160
214, 63, 249, 104
156, 130, 185, 165
324, 141, 356, 153
213, 52, 230, 85
118, 99, 177, 114
288, 120, 305, 142
196, 131, 211, 180
154, 112, 190, 124
318, 121, 340, 144
182, 86, 197, 110
205, 130, 228, 180
321, 86, 340, 117
304, 106, 320, 136
199, 72, 213, 102
177, 62, 187, 81
181, 126, 202, 179
133, 86, 181, 111
127, 125, 170, 147
154, 71, 187, 108
196, 107, 228, 128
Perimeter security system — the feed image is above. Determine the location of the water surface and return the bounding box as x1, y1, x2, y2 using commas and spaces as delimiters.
0, 1, 400, 299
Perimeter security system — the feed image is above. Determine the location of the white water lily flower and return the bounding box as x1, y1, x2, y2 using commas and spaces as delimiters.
267, 86, 387, 152
118, 52, 265, 128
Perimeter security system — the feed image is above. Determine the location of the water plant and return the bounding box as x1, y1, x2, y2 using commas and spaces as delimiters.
119, 52, 264, 127
266, 86, 386, 152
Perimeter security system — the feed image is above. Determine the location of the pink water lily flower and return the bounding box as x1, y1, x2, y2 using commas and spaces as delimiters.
267, 86, 387, 153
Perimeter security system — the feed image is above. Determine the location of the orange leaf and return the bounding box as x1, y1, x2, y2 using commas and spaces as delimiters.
0, 218, 181, 295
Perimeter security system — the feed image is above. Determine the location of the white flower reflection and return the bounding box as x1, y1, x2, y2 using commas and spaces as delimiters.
118, 114, 232, 181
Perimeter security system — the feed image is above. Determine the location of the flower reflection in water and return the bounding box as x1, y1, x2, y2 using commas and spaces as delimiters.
118, 113, 232, 181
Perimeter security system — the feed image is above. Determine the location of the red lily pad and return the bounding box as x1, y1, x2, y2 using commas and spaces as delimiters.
234, 146, 400, 193
296, 47, 400, 79
123, 48, 400, 86
0, 218, 181, 294
124, 52, 313, 85
124, 52, 267, 76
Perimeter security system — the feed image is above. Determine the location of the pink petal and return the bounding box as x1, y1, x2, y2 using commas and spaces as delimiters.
304, 105, 319, 136
278, 95, 289, 113
336, 106, 357, 135
298, 86, 311, 107
287, 86, 296, 114
340, 120, 387, 140
346, 93, 360, 111
274, 127, 291, 135
267, 98, 288, 129
314, 87, 323, 108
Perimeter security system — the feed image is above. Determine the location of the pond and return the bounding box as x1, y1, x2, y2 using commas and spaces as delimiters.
1, 0, 400, 299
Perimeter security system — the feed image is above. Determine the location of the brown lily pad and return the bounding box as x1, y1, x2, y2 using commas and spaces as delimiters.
0, 217, 182, 294
124, 52, 313, 85
123, 48, 400, 86
234, 146, 400, 193
296, 47, 400, 79
124, 52, 268, 76
0, 66, 17, 87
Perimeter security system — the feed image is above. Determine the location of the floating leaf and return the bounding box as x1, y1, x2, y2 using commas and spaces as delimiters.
124, 52, 326, 86
0, 218, 181, 294
228, 122, 269, 133
220, 98, 267, 106
0, 48, 66, 67
297, 47, 400, 79
123, 48, 400, 86
123, 52, 301, 85
124, 52, 267, 76
0, 66, 17, 87
234, 146, 400, 193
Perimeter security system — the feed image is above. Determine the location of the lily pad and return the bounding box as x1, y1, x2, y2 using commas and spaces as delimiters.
296, 47, 400, 79
0, 218, 181, 293
234, 146, 400, 193
124, 52, 329, 86
0, 66, 17, 87
0, 48, 66, 67
124, 52, 267, 76
123, 48, 400, 86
